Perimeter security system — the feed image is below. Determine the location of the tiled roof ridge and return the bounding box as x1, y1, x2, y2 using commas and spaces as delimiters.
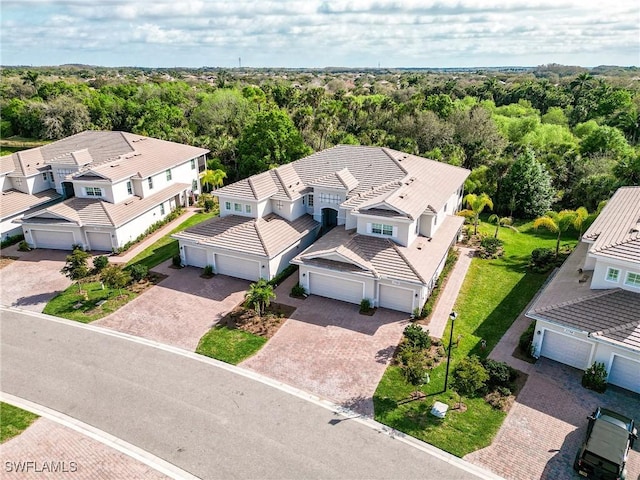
247, 177, 259, 199
273, 168, 294, 199
592, 236, 640, 252
594, 317, 640, 336
532, 288, 620, 314
100, 200, 117, 226
389, 240, 426, 283
349, 181, 403, 210
344, 236, 378, 275
380, 147, 409, 175
254, 217, 270, 256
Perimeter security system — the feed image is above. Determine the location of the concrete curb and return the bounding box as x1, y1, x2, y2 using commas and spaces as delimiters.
0, 392, 200, 480
1, 305, 503, 480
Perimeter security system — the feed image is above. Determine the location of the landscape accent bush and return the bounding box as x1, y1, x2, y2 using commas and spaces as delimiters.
482, 358, 517, 390
92, 255, 109, 272
529, 247, 557, 273
18, 240, 31, 251
360, 298, 372, 313
399, 346, 429, 390
115, 207, 184, 254
1, 234, 24, 248
290, 282, 306, 297
172, 254, 182, 267
129, 264, 149, 282
71, 243, 84, 252
268, 264, 297, 287
419, 247, 459, 318
477, 236, 504, 259
519, 321, 536, 358
451, 355, 489, 406
582, 361, 607, 393
203, 264, 214, 277
403, 323, 431, 350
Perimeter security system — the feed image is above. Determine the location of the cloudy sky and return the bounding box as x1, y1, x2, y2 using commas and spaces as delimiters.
2, 0, 639, 68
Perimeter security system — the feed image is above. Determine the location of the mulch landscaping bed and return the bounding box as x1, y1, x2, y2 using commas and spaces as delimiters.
222, 302, 296, 339
0, 256, 17, 269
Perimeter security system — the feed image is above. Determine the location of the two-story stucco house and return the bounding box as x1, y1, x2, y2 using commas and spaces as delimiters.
174, 145, 469, 314
527, 186, 640, 394
9, 131, 208, 251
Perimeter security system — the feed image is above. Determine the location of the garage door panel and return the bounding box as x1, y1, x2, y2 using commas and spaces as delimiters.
31, 230, 74, 250
86, 232, 112, 252
379, 284, 414, 313
184, 246, 208, 268
309, 273, 362, 305
608, 356, 640, 393
216, 254, 259, 281
540, 330, 592, 370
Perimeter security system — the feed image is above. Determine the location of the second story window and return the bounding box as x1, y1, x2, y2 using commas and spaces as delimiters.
372, 223, 393, 236
190, 158, 196, 170
245, 205, 252, 214
625, 272, 640, 288
225, 201, 231, 210
148, 177, 154, 190
86, 187, 102, 197
166, 169, 172, 181
606, 267, 620, 283
127, 181, 133, 195
234, 203, 242, 212
319, 193, 340, 204
308, 194, 314, 207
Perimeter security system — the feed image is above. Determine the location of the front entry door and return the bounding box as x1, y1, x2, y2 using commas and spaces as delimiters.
321, 208, 338, 233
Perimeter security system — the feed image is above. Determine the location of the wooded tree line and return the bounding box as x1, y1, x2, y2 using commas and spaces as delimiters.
1, 67, 638, 216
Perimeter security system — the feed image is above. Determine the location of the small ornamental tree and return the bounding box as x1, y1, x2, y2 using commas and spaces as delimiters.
244, 278, 276, 316
92, 255, 109, 272
460, 193, 493, 235
60, 248, 90, 292
400, 347, 430, 394
450, 355, 489, 408
100, 264, 131, 297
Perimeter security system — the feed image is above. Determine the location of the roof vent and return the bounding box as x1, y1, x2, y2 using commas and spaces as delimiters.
110, 164, 120, 167
631, 228, 640, 234
124, 200, 134, 205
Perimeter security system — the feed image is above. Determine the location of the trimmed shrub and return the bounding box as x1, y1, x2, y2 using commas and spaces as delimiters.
478, 236, 504, 259
360, 298, 372, 312
291, 282, 306, 297
582, 362, 607, 393
172, 254, 182, 267
403, 323, 431, 350
203, 264, 214, 277
529, 247, 556, 273
71, 243, 84, 252
18, 240, 31, 252
92, 255, 109, 272
519, 321, 536, 358
129, 264, 149, 282
482, 359, 516, 389
1, 234, 24, 248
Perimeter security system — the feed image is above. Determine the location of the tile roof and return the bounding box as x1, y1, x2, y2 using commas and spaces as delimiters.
0, 189, 62, 219
582, 186, 640, 264
174, 213, 319, 258
528, 242, 640, 351
21, 183, 189, 228
293, 215, 463, 285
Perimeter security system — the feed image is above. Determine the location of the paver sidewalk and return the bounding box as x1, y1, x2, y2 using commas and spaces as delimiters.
424, 246, 474, 338
110, 207, 198, 265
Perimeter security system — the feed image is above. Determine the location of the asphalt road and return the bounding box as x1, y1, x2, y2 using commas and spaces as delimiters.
0, 307, 492, 480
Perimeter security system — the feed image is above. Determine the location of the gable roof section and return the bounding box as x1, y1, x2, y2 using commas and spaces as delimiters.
174, 213, 319, 258
582, 186, 640, 264
0, 189, 62, 219
21, 183, 189, 228
528, 241, 640, 351
10, 149, 47, 177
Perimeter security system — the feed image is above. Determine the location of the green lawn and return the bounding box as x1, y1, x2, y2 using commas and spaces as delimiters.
374, 218, 578, 457
196, 326, 267, 364
126, 210, 217, 270
43, 281, 136, 323
1, 402, 39, 443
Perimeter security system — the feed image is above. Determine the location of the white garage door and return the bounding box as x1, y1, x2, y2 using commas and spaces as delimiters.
31, 230, 74, 250
309, 272, 363, 305
540, 330, 592, 369
379, 284, 414, 313
216, 254, 259, 281
184, 246, 208, 268
608, 355, 640, 394
86, 232, 112, 252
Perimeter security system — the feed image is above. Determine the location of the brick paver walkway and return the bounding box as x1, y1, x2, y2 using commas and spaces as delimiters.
0, 418, 169, 479
241, 274, 409, 417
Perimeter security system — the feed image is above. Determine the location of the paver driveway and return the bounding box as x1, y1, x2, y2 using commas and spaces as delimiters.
0, 248, 71, 312
95, 263, 249, 350
465, 358, 640, 480
241, 275, 409, 417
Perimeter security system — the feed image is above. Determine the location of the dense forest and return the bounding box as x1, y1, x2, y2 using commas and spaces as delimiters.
1, 64, 639, 216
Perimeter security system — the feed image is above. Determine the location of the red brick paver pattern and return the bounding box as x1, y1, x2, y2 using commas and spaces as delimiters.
95, 264, 249, 351
0, 418, 169, 480
465, 358, 640, 480
241, 274, 409, 417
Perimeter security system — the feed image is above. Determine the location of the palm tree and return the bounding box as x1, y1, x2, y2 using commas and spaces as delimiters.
200, 169, 227, 193
462, 193, 494, 235
244, 279, 276, 316
573, 207, 589, 239
487, 215, 514, 238
533, 210, 578, 255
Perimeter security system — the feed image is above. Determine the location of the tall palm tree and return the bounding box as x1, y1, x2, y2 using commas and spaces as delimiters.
487, 215, 513, 238
200, 169, 227, 193
533, 210, 578, 255
462, 193, 494, 235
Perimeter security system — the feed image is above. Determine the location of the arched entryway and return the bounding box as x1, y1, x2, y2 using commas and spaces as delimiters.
321, 207, 338, 234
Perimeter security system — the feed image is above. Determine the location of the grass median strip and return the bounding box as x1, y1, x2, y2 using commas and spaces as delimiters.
1, 402, 39, 443
196, 326, 267, 365
374, 219, 578, 457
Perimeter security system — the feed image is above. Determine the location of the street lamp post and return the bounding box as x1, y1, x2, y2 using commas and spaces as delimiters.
443, 311, 457, 392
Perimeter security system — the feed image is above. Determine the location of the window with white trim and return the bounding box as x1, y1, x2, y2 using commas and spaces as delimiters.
307, 194, 314, 207
225, 201, 231, 210
276, 200, 283, 210
234, 203, 242, 212
190, 158, 196, 170
192, 179, 198, 191
625, 272, 640, 288
606, 267, 620, 283
85, 186, 102, 197
127, 181, 133, 195
319, 193, 340, 204
245, 205, 252, 213
57, 168, 74, 179
148, 177, 154, 189
160, 203, 165, 215
372, 223, 393, 236
166, 169, 172, 181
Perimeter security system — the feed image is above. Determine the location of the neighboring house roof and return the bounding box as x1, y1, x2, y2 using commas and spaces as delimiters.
582, 186, 640, 264
528, 241, 640, 351
0, 155, 15, 175
0, 189, 62, 220
174, 213, 320, 258
20, 183, 189, 228
293, 215, 464, 285
1, 131, 209, 183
